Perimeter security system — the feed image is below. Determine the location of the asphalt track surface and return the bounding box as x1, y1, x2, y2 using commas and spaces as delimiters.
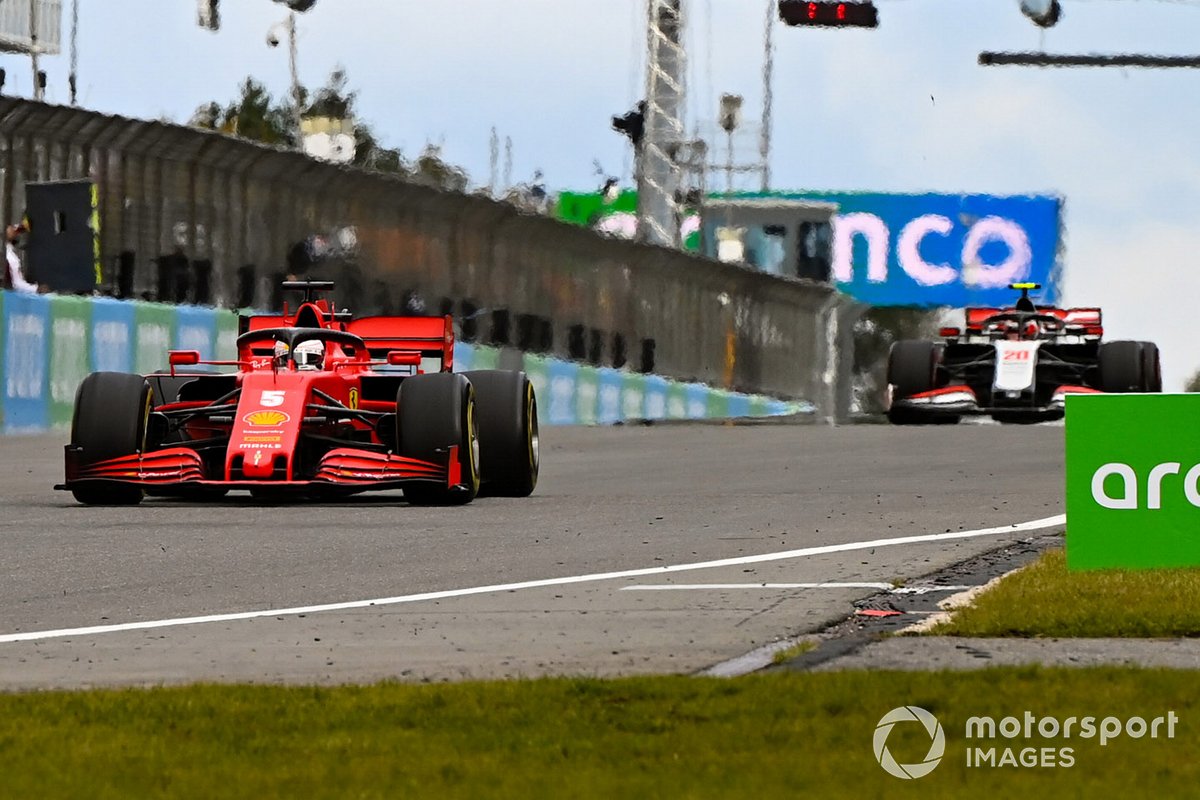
0, 423, 1064, 689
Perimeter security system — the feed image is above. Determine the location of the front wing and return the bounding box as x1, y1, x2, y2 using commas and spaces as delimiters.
57, 445, 461, 494
890, 384, 1102, 416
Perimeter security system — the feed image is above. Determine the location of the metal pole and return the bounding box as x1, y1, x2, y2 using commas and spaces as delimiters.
979, 51, 1200, 68
638, 0, 685, 247
69, 0, 79, 105
760, 0, 774, 192
30, 0, 41, 101
725, 129, 734, 196
288, 13, 303, 147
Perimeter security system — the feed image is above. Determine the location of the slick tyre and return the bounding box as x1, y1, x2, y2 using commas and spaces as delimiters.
462, 370, 539, 498
886, 341, 957, 425
70, 371, 151, 506
397, 373, 480, 505
1140, 342, 1162, 393
1099, 341, 1145, 393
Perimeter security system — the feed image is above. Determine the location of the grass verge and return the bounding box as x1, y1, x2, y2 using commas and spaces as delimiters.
0, 669, 1197, 798
771, 639, 817, 664
930, 550, 1200, 637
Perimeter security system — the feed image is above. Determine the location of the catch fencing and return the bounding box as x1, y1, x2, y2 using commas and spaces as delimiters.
0, 98, 853, 415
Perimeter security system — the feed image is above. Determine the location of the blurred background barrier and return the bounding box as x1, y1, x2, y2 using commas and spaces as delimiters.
0, 98, 853, 417
0, 290, 811, 433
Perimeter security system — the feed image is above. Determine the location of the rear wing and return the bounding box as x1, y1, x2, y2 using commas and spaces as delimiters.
964, 306, 1102, 331
237, 308, 455, 371
344, 315, 455, 372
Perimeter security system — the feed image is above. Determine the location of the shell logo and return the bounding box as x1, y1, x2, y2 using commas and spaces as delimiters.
243, 410, 291, 427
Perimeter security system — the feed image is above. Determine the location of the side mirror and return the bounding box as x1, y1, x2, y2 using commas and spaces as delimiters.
168, 349, 201, 376
387, 351, 423, 367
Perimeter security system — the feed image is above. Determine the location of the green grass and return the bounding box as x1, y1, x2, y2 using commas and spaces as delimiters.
931, 550, 1200, 637
1, 669, 1198, 798
771, 639, 817, 664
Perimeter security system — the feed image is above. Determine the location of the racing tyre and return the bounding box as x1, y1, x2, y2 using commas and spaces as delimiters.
1099, 341, 1145, 393
70, 372, 151, 505
1140, 342, 1162, 393
886, 341, 958, 425
397, 373, 480, 505
463, 370, 539, 497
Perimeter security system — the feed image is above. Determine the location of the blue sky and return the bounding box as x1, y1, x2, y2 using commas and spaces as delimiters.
6, 0, 1200, 388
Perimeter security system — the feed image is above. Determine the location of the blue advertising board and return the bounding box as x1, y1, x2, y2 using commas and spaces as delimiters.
2, 292, 51, 432
174, 305, 217, 360
90, 297, 135, 374
774, 192, 1061, 308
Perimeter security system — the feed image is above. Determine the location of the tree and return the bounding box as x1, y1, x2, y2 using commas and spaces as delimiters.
189, 77, 293, 146
189, 68, 474, 193
411, 144, 469, 193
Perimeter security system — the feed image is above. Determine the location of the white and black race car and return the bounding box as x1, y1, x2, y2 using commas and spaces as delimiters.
886, 283, 1161, 424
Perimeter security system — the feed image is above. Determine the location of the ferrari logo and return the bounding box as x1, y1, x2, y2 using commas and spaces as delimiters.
348, 388, 359, 410
243, 410, 290, 426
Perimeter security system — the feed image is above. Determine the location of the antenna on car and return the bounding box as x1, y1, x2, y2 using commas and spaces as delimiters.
1010, 282, 1042, 312
281, 280, 336, 304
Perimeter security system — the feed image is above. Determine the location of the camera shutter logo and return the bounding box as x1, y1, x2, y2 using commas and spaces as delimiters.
873, 706, 946, 779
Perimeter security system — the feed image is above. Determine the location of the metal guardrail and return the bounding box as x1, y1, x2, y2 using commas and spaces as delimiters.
0, 98, 851, 413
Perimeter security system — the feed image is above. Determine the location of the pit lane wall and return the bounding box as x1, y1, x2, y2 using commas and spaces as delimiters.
0, 291, 808, 433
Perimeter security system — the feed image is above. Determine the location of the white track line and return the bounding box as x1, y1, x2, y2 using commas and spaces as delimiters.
0, 514, 1065, 645
622, 583, 978, 593
623, 582, 896, 591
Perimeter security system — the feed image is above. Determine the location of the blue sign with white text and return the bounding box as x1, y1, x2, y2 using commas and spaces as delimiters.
790, 192, 1062, 308
3, 292, 50, 432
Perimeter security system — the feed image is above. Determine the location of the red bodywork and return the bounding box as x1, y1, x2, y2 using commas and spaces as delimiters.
61, 295, 462, 496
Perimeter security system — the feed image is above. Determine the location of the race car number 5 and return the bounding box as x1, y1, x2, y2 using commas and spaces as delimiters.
261, 390, 286, 407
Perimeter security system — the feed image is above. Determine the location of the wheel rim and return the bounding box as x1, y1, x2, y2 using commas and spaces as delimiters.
527, 388, 540, 473
467, 397, 480, 488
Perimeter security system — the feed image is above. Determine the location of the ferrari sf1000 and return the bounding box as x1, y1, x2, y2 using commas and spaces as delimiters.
58, 281, 539, 504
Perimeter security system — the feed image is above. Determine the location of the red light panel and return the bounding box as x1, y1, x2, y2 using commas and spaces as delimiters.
780, 0, 878, 28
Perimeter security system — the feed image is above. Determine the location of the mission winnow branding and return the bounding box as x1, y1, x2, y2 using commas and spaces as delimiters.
1066, 394, 1200, 570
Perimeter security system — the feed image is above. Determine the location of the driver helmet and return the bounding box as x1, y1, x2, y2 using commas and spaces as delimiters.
293, 339, 325, 370
273, 340, 290, 367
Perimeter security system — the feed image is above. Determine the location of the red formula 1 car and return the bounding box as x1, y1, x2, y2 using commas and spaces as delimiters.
886, 283, 1162, 425
58, 281, 539, 505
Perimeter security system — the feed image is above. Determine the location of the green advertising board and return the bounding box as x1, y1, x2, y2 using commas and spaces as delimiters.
555, 190, 702, 251
666, 383, 688, 420
48, 295, 92, 426
1066, 394, 1200, 570
471, 346, 500, 371
575, 366, 599, 425
621, 373, 646, 420
215, 310, 240, 361
134, 302, 176, 375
